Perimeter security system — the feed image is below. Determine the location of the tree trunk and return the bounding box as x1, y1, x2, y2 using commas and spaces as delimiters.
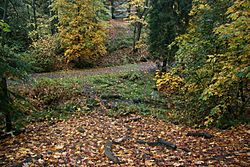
49, 0, 57, 35
135, 22, 142, 43
111, 0, 115, 19
127, 3, 131, 17
0, 77, 12, 132
132, 22, 137, 52
1, 0, 12, 132
162, 59, 167, 72
27, 4, 30, 20
132, 0, 149, 53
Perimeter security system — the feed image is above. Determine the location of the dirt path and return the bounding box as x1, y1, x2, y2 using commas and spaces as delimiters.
32, 62, 156, 79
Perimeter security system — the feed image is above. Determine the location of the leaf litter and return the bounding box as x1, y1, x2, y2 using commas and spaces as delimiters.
0, 112, 249, 166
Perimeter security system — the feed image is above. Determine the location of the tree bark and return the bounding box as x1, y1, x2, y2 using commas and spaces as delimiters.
162, 59, 167, 72
132, 22, 137, 52
1, 0, 12, 132
48, 0, 57, 35
0, 77, 12, 132
111, 0, 115, 19
132, 0, 149, 52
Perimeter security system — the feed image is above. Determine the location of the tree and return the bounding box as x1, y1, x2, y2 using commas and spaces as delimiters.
128, 0, 150, 52
0, 0, 31, 50
148, 0, 192, 71
156, 0, 249, 127
0, 0, 31, 132
0, 20, 29, 132
110, 0, 115, 19
53, 0, 107, 65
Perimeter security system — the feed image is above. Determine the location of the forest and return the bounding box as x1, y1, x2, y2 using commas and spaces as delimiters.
0, 0, 249, 166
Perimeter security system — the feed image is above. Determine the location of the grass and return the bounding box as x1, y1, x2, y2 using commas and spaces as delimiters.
4, 71, 172, 131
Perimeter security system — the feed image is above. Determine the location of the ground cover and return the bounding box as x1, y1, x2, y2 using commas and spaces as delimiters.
0, 64, 249, 166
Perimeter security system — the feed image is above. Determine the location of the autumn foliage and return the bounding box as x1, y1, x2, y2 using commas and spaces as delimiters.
54, 0, 107, 63
155, 71, 184, 95
155, 0, 249, 127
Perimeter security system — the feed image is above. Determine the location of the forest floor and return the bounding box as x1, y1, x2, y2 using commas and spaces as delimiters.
0, 62, 249, 166
0, 113, 249, 166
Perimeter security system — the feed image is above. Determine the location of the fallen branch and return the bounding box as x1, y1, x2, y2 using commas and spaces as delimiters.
113, 136, 130, 144
125, 116, 141, 123
186, 132, 213, 139
104, 136, 130, 164
137, 138, 177, 150
104, 140, 120, 164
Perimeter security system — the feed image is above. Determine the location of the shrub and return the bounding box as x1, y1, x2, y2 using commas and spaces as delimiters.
155, 71, 184, 95
24, 35, 63, 72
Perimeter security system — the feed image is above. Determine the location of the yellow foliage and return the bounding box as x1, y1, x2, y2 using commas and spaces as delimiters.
54, 0, 107, 63
155, 71, 184, 95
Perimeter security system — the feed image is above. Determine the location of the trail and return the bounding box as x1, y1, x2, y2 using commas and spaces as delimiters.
32, 62, 156, 79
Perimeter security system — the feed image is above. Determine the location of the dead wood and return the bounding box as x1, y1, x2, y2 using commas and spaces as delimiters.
137, 138, 177, 150
104, 140, 120, 164
186, 132, 214, 139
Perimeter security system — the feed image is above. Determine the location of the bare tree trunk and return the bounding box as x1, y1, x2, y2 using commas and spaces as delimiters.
49, 0, 57, 35
27, 4, 30, 20
162, 59, 167, 72
111, 0, 115, 19
127, 1, 131, 17
132, 0, 149, 53
132, 22, 137, 52
135, 22, 142, 43
132, 22, 142, 53
1, 0, 12, 132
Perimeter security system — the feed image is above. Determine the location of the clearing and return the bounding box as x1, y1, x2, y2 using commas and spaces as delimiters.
0, 63, 249, 166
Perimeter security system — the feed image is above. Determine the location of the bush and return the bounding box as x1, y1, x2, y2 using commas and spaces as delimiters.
23, 35, 63, 72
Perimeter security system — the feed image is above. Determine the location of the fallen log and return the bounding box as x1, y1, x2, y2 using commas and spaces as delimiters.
157, 138, 177, 150
186, 132, 213, 139
137, 138, 177, 150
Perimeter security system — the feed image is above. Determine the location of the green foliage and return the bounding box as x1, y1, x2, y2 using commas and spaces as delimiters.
23, 35, 63, 72
148, 0, 192, 63
156, 0, 250, 127
0, 20, 31, 131
0, 0, 31, 51
0, 20, 11, 33
9, 78, 89, 128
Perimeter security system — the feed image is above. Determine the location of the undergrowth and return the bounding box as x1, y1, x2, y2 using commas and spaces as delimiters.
5, 71, 176, 131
